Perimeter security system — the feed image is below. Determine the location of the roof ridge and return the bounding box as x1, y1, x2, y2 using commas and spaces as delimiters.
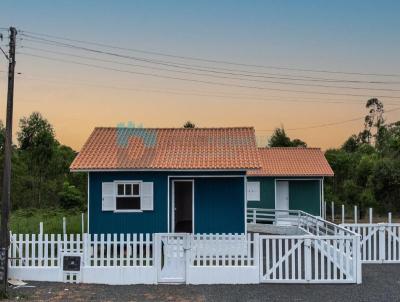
94, 126, 255, 130
258, 147, 321, 150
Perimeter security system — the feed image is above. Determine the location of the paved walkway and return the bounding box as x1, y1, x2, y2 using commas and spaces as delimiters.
6, 264, 400, 301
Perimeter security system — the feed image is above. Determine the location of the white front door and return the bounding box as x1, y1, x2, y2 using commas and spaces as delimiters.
276, 181, 289, 224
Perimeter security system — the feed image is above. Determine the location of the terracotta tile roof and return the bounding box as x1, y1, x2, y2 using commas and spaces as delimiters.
70, 127, 261, 171
247, 147, 334, 177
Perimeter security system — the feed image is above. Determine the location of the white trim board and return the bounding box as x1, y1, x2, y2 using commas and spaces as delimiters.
87, 173, 90, 234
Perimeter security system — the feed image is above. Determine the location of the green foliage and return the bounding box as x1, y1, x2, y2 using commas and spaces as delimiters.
0, 112, 86, 211
10, 208, 86, 234
325, 99, 400, 216
268, 127, 307, 147
59, 181, 85, 210
183, 121, 196, 128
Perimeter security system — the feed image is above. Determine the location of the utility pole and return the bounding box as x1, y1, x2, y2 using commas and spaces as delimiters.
0, 26, 17, 296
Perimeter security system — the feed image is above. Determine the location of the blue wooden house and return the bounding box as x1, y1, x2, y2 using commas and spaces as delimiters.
246, 147, 334, 216
70, 127, 260, 234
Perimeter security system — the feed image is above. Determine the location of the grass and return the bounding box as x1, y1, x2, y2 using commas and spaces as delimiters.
9, 208, 87, 234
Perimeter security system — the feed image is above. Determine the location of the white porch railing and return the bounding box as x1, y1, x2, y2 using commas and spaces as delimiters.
341, 223, 400, 263
247, 208, 358, 237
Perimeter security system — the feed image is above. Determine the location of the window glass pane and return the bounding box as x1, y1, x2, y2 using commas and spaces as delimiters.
125, 184, 132, 195
132, 184, 140, 195
116, 197, 141, 210
117, 184, 124, 195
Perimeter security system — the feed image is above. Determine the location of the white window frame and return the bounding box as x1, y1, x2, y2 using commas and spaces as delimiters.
114, 181, 143, 212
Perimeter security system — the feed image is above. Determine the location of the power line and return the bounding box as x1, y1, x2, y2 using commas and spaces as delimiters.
19, 51, 400, 100
20, 73, 400, 106
256, 107, 400, 132
20, 34, 400, 86
19, 45, 400, 92
20, 29, 400, 78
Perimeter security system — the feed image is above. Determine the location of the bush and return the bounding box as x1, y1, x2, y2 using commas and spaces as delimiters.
58, 181, 85, 210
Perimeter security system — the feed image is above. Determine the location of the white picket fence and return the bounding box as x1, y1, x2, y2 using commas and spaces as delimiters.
8, 232, 260, 284
341, 223, 400, 263
8, 210, 362, 285
190, 233, 257, 267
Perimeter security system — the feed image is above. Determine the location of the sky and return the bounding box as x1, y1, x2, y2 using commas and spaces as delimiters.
0, 0, 399, 150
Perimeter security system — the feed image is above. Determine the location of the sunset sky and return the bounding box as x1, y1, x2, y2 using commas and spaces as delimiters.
0, 0, 399, 151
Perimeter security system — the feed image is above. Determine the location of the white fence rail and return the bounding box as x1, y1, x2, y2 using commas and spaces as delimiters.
341, 223, 400, 263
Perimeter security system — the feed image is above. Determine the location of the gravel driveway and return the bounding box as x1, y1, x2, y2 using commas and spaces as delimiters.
5, 264, 400, 302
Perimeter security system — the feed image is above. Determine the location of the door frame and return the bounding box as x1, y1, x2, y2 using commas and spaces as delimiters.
274, 180, 289, 211
171, 179, 194, 233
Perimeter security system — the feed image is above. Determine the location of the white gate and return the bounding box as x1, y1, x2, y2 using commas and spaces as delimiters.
156, 233, 188, 283
259, 235, 361, 283
342, 223, 400, 263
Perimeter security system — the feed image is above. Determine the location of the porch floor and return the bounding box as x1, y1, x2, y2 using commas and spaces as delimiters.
247, 223, 308, 235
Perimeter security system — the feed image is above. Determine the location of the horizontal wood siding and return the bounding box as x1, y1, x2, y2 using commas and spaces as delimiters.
194, 177, 245, 234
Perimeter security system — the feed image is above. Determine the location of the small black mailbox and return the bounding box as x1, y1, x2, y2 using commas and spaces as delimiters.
63, 256, 81, 271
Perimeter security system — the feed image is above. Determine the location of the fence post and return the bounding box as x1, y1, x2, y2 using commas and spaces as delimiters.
304, 238, 312, 281
63, 217, 66, 234
331, 202, 335, 222
83, 233, 89, 267
379, 225, 386, 262
253, 209, 256, 224
81, 213, 84, 235
353, 235, 362, 284
354, 205, 358, 224
253, 233, 259, 268
388, 212, 392, 224
39, 222, 43, 235
369, 208, 373, 224
342, 205, 345, 224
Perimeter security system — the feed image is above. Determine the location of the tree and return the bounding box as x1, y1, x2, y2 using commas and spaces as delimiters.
370, 158, 400, 213
268, 127, 307, 147
183, 121, 195, 128
363, 98, 384, 144
17, 112, 57, 207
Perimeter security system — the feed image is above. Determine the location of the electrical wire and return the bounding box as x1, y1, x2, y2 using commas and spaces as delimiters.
19, 45, 400, 92
20, 34, 400, 85
19, 51, 400, 99
20, 29, 400, 78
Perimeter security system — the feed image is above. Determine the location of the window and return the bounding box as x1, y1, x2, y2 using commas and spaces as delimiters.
116, 182, 141, 210
247, 181, 260, 201
102, 181, 153, 212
